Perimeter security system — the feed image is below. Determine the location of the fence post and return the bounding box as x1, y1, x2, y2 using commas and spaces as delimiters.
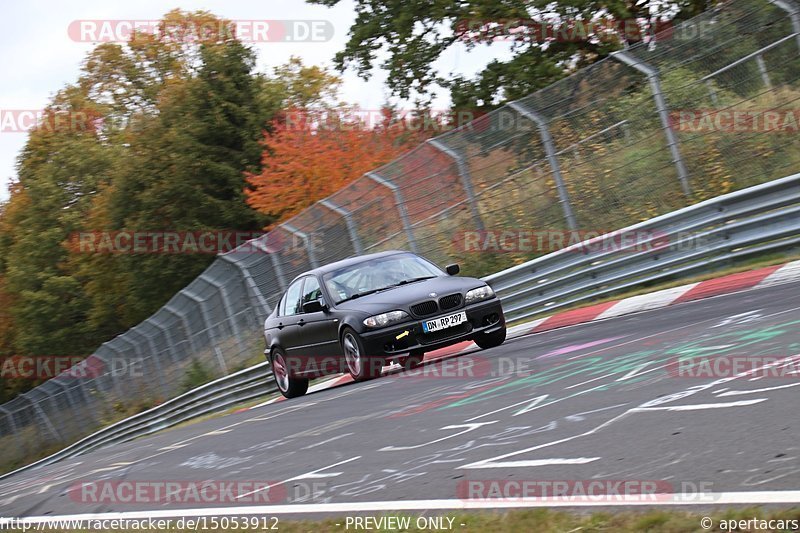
507, 101, 578, 230
611, 50, 692, 197
100, 342, 126, 399
319, 199, 364, 254
52, 380, 88, 434
282, 223, 319, 268
219, 254, 272, 316
755, 54, 772, 89
182, 289, 228, 376
200, 273, 245, 357
120, 334, 168, 398
165, 304, 200, 356
147, 318, 181, 366
365, 171, 418, 253
0, 406, 20, 449
22, 395, 62, 442
769, 0, 800, 52
427, 139, 485, 231
253, 236, 288, 291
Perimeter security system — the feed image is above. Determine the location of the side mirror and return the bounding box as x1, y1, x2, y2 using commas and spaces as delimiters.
445, 263, 460, 276
302, 298, 326, 313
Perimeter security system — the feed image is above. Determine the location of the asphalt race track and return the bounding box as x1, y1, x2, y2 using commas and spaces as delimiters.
2, 281, 799, 519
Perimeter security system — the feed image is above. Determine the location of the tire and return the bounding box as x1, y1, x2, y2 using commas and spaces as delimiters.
342, 327, 381, 381
399, 350, 424, 370
271, 347, 309, 398
475, 326, 507, 350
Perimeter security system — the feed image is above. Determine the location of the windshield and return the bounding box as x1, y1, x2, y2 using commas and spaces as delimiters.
323, 253, 443, 304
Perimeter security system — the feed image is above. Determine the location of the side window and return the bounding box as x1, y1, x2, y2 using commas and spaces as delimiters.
282, 279, 304, 316
278, 294, 287, 316
301, 276, 322, 309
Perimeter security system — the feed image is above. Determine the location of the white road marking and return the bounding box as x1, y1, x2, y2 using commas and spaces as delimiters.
718, 383, 800, 396
465, 396, 548, 422
300, 433, 354, 450
10, 490, 800, 522
236, 456, 361, 500
460, 457, 600, 469
631, 399, 768, 411
380, 422, 497, 451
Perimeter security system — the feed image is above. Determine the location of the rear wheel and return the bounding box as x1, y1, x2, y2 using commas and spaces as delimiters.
475, 326, 507, 350
271, 348, 309, 398
399, 350, 424, 370
342, 327, 381, 381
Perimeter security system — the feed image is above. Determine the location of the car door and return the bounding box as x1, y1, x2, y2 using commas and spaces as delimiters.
297, 275, 340, 355
277, 278, 304, 363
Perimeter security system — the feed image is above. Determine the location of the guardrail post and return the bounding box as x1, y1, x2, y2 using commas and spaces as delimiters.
182, 289, 228, 376
507, 101, 578, 230
365, 171, 418, 253
769, 0, 800, 51
319, 199, 364, 254
219, 254, 272, 316
611, 50, 692, 197
427, 139, 485, 231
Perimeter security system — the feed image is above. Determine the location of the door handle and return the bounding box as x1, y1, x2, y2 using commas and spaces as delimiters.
277, 322, 284, 330
298, 319, 306, 326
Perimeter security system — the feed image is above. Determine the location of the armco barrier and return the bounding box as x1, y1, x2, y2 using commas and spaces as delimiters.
0, 363, 275, 480
487, 171, 800, 322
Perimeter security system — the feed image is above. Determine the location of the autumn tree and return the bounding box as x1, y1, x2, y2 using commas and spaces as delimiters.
246, 109, 424, 224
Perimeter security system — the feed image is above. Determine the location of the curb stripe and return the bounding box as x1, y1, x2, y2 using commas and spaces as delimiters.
596, 283, 699, 320
755, 260, 800, 288
531, 301, 619, 333
672, 264, 782, 304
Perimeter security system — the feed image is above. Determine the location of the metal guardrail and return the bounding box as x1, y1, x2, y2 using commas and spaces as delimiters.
0, 364, 276, 480
5, 171, 799, 481
486, 172, 800, 323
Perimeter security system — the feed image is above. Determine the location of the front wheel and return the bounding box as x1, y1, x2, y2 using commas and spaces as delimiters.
342, 328, 381, 381
271, 348, 309, 398
475, 326, 507, 350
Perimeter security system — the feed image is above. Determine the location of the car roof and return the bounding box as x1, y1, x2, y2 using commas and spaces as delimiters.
290, 250, 412, 282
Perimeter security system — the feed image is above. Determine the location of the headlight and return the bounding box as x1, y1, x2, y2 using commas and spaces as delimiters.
363, 310, 410, 329
465, 285, 494, 304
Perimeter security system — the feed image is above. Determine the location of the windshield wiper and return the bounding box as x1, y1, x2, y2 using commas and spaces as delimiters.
394, 276, 435, 286
336, 287, 385, 304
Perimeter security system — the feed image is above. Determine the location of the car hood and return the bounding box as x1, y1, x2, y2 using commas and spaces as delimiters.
333, 276, 487, 314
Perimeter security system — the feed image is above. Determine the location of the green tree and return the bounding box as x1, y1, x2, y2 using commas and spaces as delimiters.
309, 0, 714, 108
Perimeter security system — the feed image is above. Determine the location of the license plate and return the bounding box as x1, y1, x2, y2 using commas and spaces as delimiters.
422, 311, 467, 333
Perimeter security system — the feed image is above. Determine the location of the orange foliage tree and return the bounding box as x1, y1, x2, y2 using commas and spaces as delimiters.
245, 109, 426, 226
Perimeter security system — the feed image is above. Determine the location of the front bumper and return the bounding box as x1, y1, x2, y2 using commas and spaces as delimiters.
359, 298, 505, 359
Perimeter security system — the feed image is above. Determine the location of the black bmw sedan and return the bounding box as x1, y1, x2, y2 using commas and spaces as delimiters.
263, 251, 506, 398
